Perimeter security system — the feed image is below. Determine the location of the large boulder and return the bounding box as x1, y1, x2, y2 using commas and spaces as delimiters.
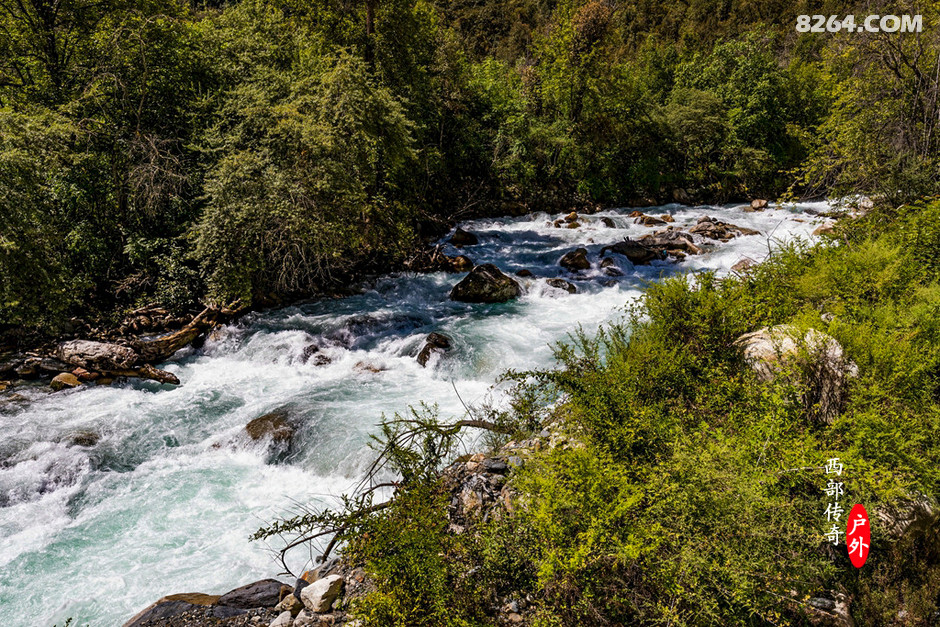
56, 340, 139, 371
122, 593, 221, 627
736, 326, 857, 424
559, 248, 590, 272
218, 578, 285, 609
416, 332, 452, 367
876, 497, 938, 539
450, 264, 521, 303
601, 239, 665, 265
299, 574, 344, 613
639, 229, 703, 255
246, 410, 294, 444
689, 216, 760, 241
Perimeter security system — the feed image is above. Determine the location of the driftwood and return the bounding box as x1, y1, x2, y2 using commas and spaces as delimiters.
132, 307, 236, 364
52, 305, 242, 386
107, 364, 181, 385
56, 340, 139, 371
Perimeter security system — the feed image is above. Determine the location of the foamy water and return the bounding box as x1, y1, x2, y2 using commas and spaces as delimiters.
0, 202, 830, 626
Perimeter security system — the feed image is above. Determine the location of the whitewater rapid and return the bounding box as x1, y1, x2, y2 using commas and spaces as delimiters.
0, 202, 829, 626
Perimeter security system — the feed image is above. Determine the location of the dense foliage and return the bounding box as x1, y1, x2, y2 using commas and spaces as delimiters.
338, 199, 940, 625
3, 0, 939, 336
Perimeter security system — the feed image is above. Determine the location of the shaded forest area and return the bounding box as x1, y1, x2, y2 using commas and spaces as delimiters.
1, 0, 938, 336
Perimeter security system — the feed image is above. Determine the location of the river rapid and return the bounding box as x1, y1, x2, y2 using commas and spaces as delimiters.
0, 202, 829, 626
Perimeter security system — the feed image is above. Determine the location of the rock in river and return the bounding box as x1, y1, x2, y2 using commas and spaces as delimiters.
450, 264, 521, 303
50, 372, 81, 391
545, 278, 577, 294
246, 410, 294, 444
417, 332, 452, 367
559, 248, 590, 272
601, 239, 665, 265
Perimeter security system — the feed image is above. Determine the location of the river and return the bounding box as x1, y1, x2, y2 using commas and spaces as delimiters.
0, 202, 828, 626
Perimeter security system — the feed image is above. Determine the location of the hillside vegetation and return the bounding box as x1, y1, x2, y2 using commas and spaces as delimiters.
306, 200, 940, 626
3, 0, 939, 337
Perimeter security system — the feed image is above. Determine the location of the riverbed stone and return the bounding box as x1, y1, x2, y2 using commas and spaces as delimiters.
545, 278, 577, 294
50, 372, 81, 391
601, 239, 665, 265
731, 257, 757, 273
417, 332, 452, 367
449, 264, 521, 303
38, 357, 72, 374
72, 367, 99, 381
449, 255, 474, 272
299, 574, 344, 613
246, 410, 294, 444
634, 213, 667, 227
67, 430, 100, 447
559, 248, 590, 272
814, 222, 836, 236
689, 216, 759, 241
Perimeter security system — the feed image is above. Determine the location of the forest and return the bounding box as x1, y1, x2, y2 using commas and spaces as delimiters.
2, 0, 938, 337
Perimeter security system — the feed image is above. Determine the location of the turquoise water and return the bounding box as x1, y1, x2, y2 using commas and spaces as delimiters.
0, 203, 828, 626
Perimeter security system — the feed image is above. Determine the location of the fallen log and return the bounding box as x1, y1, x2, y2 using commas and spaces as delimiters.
131, 306, 242, 364
50, 305, 243, 387
106, 364, 180, 385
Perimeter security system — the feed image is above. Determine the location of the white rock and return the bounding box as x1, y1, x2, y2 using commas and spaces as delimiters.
736, 325, 857, 423
299, 574, 344, 613
270, 611, 293, 627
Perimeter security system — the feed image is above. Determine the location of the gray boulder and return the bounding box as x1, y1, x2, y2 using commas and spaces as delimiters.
601, 239, 665, 265
218, 578, 286, 609
450, 264, 521, 303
